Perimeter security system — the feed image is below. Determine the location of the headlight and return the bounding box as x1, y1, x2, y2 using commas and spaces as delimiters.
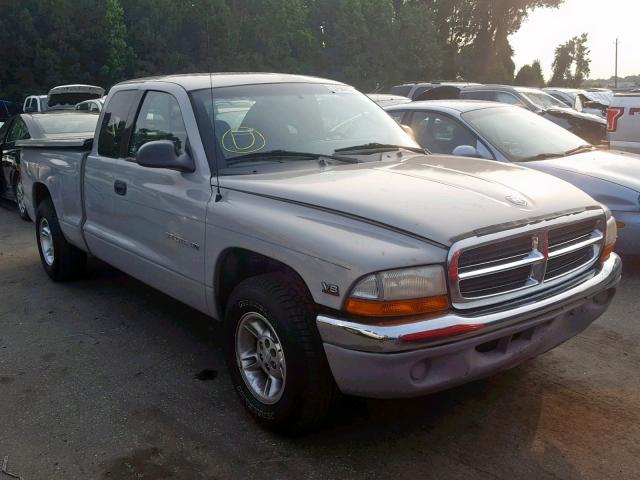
345, 265, 449, 317
600, 207, 617, 262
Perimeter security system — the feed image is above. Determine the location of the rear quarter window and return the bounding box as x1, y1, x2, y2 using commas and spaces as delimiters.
98, 91, 138, 158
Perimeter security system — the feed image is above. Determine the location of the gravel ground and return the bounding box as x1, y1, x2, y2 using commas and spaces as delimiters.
0, 198, 638, 480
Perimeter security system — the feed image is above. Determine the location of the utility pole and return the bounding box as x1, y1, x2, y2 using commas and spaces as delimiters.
615, 38, 619, 89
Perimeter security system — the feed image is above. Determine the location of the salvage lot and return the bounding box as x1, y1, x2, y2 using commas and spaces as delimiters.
0, 199, 638, 480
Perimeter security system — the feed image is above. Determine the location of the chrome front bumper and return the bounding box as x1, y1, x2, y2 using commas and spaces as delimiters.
317, 254, 622, 398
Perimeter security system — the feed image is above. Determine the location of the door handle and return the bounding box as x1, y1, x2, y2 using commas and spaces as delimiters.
114, 180, 127, 196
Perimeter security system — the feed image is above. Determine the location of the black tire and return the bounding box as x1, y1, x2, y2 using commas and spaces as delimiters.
35, 197, 86, 281
224, 272, 340, 434
14, 174, 30, 221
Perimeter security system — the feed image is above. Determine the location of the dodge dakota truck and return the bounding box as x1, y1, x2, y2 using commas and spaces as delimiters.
19, 73, 621, 432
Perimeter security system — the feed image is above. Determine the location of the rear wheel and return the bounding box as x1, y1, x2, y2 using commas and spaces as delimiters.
35, 197, 86, 281
14, 174, 30, 221
224, 273, 339, 433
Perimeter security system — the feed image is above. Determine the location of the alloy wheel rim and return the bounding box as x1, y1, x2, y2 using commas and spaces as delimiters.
39, 218, 55, 266
235, 312, 286, 405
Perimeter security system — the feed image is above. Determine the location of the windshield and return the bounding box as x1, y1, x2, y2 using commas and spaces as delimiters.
191, 83, 418, 169
462, 106, 587, 162
519, 91, 568, 110
34, 113, 99, 135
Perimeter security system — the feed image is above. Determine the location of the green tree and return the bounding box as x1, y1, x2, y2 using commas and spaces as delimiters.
102, 0, 132, 84
426, 0, 564, 83
549, 33, 590, 87
229, 0, 316, 73
390, 2, 442, 87
514, 59, 545, 87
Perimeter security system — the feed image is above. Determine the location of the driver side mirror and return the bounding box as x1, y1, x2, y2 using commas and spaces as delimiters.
136, 140, 195, 173
452, 145, 480, 158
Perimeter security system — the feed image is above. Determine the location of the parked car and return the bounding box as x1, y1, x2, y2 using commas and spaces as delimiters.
75, 97, 105, 113
23, 95, 49, 113
389, 81, 480, 100
386, 99, 639, 254
366, 93, 411, 107
543, 87, 609, 118
0, 111, 98, 219
607, 92, 640, 155
20, 73, 620, 432
47, 84, 105, 110
0, 100, 20, 128
423, 84, 607, 145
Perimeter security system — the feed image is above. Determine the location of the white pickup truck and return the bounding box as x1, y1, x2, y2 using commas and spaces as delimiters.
608, 92, 640, 153
19, 73, 621, 432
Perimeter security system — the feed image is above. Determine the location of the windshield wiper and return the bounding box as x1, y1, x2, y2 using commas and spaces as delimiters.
334, 143, 426, 154
521, 152, 565, 161
226, 150, 360, 166
564, 145, 594, 156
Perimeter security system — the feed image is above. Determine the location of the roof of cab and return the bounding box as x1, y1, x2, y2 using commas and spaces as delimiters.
115, 73, 345, 91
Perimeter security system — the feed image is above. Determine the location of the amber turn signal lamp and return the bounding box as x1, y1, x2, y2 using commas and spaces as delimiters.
345, 295, 450, 317
600, 241, 616, 263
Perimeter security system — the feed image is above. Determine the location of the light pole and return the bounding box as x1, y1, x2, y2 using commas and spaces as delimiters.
614, 38, 619, 89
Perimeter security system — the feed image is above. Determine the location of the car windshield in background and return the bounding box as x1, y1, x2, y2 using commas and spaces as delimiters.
191, 83, 418, 169
34, 113, 99, 135
519, 91, 568, 110
462, 106, 586, 162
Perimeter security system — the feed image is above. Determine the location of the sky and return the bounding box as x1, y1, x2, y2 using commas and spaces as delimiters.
510, 0, 640, 80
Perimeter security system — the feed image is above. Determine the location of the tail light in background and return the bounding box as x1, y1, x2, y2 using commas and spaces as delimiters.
607, 107, 624, 132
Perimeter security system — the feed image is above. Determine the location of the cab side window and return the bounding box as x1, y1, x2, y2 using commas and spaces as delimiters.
76, 102, 90, 111
129, 91, 188, 157
98, 90, 138, 158
409, 111, 492, 159
6, 118, 30, 144
494, 92, 524, 105
460, 90, 495, 102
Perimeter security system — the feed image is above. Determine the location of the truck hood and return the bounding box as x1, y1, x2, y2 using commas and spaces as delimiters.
543, 107, 607, 125
221, 154, 599, 246
524, 150, 640, 193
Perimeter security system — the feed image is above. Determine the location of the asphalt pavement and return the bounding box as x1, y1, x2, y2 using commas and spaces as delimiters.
0, 198, 638, 479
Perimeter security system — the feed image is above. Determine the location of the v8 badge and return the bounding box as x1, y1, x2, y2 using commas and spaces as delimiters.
321, 282, 340, 297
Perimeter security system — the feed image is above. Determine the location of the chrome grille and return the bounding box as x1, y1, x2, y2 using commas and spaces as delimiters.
449, 211, 605, 310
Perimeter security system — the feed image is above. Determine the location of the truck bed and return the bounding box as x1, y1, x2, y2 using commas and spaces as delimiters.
18, 137, 93, 250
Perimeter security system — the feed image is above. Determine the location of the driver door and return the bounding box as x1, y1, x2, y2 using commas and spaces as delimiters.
84, 87, 212, 313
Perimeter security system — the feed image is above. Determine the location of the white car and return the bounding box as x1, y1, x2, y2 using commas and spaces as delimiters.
75, 97, 105, 113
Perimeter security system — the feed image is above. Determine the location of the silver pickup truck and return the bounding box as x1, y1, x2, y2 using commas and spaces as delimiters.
20, 73, 621, 432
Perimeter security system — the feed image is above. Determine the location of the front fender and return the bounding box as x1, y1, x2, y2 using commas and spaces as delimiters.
205, 189, 447, 318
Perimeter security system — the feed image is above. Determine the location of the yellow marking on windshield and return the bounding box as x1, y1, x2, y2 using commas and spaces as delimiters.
221, 127, 266, 153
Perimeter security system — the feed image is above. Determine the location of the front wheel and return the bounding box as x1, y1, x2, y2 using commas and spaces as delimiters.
224, 273, 339, 433
35, 198, 86, 281
14, 174, 30, 221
